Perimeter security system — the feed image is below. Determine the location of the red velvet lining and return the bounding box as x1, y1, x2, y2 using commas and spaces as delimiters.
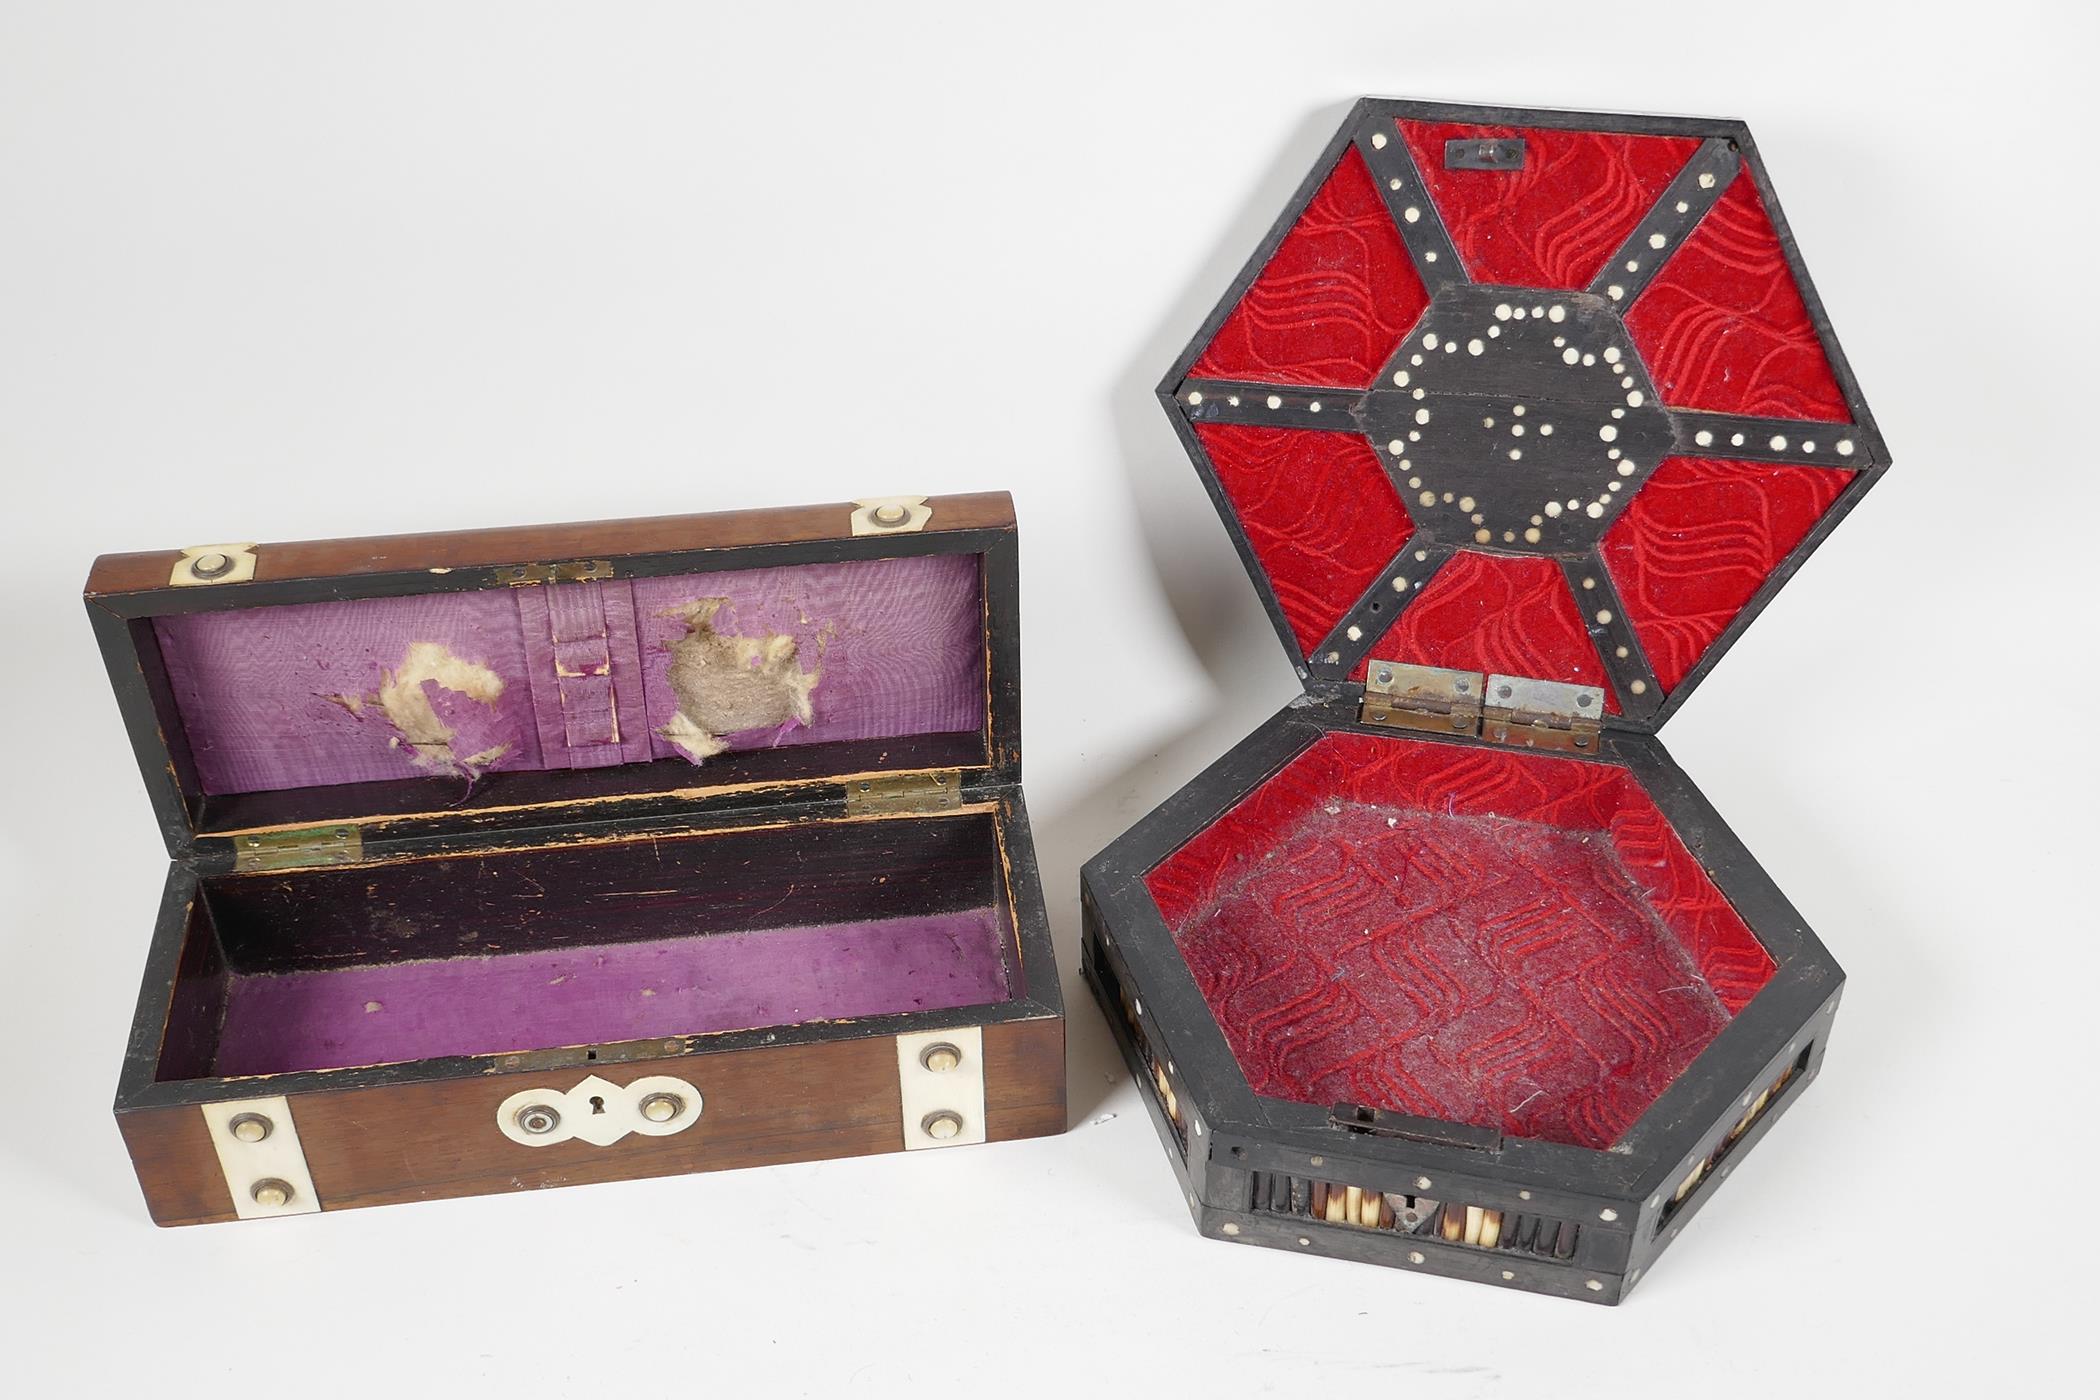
1623, 164, 1849, 420
1195, 423, 1415, 657
1603, 457, 1855, 692
1184, 126, 1862, 707
1144, 731, 1773, 1149
1190, 146, 1429, 388
1396, 121, 1699, 290
1348, 552, 1616, 711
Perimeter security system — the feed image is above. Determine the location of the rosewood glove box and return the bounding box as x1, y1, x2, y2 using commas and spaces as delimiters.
89, 492, 1063, 1225
1082, 99, 1887, 1303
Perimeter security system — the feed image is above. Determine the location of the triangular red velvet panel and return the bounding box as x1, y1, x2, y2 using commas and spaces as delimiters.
1193, 422, 1415, 657
1189, 146, 1430, 388
1602, 456, 1855, 693
1623, 166, 1849, 420
1350, 551, 1615, 709
1396, 120, 1699, 290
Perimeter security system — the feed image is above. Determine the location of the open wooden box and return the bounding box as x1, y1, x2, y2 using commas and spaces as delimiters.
88, 492, 1063, 1225
1082, 99, 1887, 1303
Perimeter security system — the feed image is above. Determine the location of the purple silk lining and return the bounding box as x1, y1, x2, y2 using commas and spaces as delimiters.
153, 553, 986, 795
212, 909, 1012, 1075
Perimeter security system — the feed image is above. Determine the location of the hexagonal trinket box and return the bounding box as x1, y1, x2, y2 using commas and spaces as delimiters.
1082, 98, 1887, 1303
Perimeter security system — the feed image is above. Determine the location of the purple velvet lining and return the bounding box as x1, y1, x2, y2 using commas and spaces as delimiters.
212, 909, 1011, 1075
153, 553, 986, 795
154, 590, 546, 794
630, 559, 983, 760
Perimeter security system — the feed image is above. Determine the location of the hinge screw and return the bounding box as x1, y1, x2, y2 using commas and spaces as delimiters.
250, 1178, 294, 1208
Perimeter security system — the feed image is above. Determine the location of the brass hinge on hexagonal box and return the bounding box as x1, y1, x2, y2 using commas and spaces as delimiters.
1360, 661, 1602, 755
1360, 662, 1483, 737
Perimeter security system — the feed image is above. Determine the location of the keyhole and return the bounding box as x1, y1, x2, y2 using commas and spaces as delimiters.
589, 1095, 606, 1115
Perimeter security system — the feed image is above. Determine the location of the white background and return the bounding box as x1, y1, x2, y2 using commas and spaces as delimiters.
1, 3, 2093, 1395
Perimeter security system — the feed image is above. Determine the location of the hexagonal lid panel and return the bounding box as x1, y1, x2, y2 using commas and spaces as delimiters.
1163, 99, 1887, 727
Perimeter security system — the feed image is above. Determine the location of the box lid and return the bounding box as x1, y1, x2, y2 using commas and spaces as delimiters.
1162, 98, 1887, 730
86, 493, 1021, 864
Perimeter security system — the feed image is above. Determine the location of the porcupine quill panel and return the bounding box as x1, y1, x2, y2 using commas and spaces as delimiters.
1244, 1171, 1582, 1261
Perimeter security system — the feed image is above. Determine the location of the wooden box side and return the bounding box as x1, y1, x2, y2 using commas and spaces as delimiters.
120, 1014, 1063, 1227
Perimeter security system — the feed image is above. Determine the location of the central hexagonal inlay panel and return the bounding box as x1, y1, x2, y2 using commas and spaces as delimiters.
1361, 288, 1674, 552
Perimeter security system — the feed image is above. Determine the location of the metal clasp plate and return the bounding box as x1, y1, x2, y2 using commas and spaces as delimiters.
1445, 137, 1526, 170
492, 559, 616, 586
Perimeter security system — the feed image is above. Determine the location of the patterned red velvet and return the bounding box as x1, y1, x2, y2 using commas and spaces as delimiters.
1348, 552, 1616, 710
1194, 423, 1415, 657
1603, 457, 1855, 692
1396, 121, 1699, 290
1180, 122, 1866, 710
1144, 731, 1773, 1148
1190, 146, 1429, 388
1623, 164, 1848, 420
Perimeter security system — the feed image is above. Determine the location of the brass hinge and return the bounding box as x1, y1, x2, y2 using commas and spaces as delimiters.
1359, 662, 1603, 755
232, 824, 364, 873
492, 559, 616, 586
1482, 674, 1604, 754
1359, 662, 1483, 736
843, 770, 962, 816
